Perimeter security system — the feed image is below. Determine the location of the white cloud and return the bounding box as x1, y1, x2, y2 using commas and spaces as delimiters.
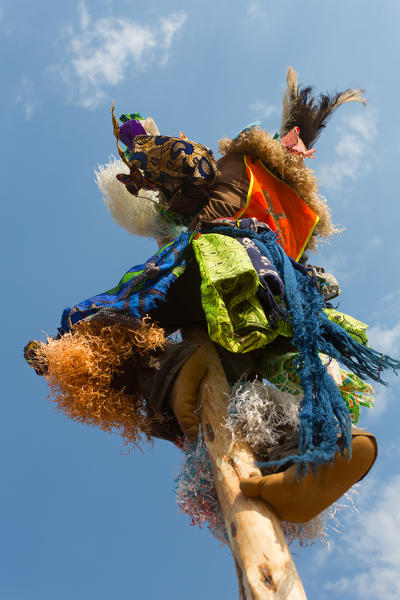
247, 1, 268, 19
369, 289, 400, 325
362, 320, 400, 419
24, 103, 36, 121
250, 101, 279, 121
16, 76, 38, 120
58, 2, 187, 109
160, 13, 187, 49
382, 289, 400, 305
368, 236, 382, 248
368, 322, 400, 356
78, 0, 90, 29
367, 387, 390, 419
324, 474, 400, 599
0, 7, 14, 35
318, 109, 377, 190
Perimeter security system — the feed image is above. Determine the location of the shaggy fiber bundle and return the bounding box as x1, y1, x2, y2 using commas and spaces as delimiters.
218, 128, 338, 249
174, 436, 227, 544
35, 318, 166, 447
95, 156, 185, 242
281, 513, 330, 547
176, 382, 357, 547
225, 380, 300, 453
281, 485, 358, 547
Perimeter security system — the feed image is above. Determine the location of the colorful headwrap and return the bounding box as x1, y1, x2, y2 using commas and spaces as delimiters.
111, 105, 219, 198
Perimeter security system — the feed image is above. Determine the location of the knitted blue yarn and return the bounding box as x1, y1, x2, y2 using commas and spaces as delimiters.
208, 225, 400, 472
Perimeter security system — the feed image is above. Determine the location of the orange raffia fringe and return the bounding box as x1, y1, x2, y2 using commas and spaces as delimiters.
35, 318, 166, 447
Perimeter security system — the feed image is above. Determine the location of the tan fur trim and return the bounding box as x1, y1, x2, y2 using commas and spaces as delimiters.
218, 128, 339, 250
36, 318, 166, 448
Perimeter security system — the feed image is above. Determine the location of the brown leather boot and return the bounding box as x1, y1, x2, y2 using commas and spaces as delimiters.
240, 433, 377, 523
168, 348, 207, 443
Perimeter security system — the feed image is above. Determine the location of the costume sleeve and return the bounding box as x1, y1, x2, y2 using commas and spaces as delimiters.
160, 153, 250, 226
190, 154, 249, 225
137, 341, 200, 442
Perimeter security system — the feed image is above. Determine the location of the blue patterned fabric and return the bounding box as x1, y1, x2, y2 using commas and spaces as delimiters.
236, 219, 287, 325
60, 230, 193, 333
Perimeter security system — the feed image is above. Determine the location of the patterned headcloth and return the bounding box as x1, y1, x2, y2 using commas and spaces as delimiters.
112, 104, 219, 197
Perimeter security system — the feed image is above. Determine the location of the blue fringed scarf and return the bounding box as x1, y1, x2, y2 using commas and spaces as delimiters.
208, 224, 400, 471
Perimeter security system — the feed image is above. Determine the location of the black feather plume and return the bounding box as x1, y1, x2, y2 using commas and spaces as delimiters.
280, 67, 366, 150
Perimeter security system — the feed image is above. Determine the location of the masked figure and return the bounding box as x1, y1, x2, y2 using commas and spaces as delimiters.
25, 68, 399, 524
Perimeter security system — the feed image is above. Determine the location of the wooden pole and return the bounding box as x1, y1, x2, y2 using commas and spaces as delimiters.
183, 328, 307, 600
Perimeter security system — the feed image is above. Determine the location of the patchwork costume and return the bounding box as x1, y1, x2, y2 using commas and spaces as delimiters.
25, 68, 399, 526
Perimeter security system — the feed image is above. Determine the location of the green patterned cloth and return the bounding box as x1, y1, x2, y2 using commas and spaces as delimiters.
324, 308, 368, 346
339, 370, 375, 423
258, 351, 375, 424
191, 234, 369, 357
192, 234, 291, 353
257, 352, 303, 396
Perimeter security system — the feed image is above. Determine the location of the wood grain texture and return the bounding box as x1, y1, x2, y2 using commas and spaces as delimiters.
183, 328, 307, 600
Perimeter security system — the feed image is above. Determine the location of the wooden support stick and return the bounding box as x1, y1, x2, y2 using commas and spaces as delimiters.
183, 328, 307, 600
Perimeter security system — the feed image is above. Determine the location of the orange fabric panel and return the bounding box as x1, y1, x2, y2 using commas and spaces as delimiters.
235, 156, 319, 261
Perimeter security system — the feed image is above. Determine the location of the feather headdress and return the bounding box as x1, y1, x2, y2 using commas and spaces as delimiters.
280, 67, 366, 149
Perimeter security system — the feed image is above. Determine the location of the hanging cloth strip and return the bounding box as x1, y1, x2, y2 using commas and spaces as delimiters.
236, 156, 319, 261
237, 234, 287, 326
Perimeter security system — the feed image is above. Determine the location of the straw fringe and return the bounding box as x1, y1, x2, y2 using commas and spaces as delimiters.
35, 318, 166, 447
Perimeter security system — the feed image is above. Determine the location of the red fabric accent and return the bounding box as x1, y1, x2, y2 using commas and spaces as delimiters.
280, 126, 316, 158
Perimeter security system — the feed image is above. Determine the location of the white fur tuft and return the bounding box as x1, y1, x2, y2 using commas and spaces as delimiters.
95, 156, 185, 241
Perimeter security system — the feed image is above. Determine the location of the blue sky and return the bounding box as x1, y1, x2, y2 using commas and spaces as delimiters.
2, 1, 400, 598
